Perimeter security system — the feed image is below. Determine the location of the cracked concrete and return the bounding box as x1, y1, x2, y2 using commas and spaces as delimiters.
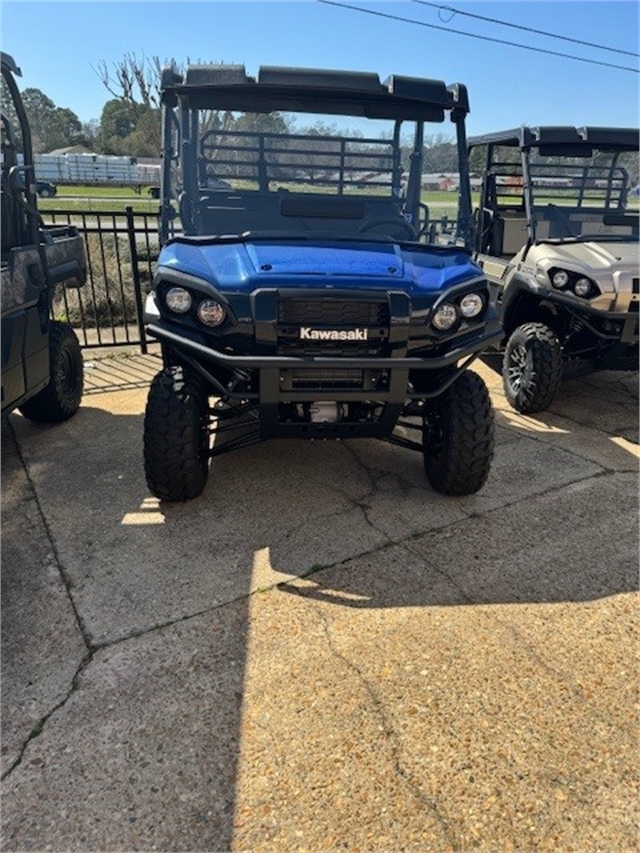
1, 357, 638, 852
1, 420, 89, 779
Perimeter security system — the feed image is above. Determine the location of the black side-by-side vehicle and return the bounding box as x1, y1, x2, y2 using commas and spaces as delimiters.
1, 52, 86, 422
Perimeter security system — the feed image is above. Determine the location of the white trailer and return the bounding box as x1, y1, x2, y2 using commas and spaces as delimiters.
33, 153, 161, 190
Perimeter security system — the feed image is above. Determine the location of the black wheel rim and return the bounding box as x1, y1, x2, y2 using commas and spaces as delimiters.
506, 343, 530, 393
59, 348, 78, 397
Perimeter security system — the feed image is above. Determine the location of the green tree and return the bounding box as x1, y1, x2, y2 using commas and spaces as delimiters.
94, 55, 166, 157
6, 87, 84, 153
94, 54, 239, 158
96, 99, 160, 157
81, 119, 100, 151
99, 99, 141, 140
232, 112, 288, 135
421, 134, 458, 174
122, 108, 162, 158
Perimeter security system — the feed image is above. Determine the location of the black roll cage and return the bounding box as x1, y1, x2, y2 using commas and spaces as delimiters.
158, 64, 474, 246
469, 125, 639, 250
1, 51, 39, 248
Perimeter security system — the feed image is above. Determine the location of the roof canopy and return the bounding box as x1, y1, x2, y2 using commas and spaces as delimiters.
160, 64, 469, 122
1, 52, 21, 76
468, 126, 639, 151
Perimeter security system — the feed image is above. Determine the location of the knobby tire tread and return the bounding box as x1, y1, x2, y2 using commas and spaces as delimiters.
423, 370, 494, 496
18, 322, 83, 423
144, 367, 209, 502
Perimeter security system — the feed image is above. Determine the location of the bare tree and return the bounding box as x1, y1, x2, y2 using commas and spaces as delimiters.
93, 54, 162, 108
93, 54, 166, 156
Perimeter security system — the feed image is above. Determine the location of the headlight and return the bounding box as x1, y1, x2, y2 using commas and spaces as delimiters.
573, 277, 594, 298
460, 292, 485, 319
197, 299, 226, 327
552, 270, 569, 288
432, 303, 459, 331
165, 287, 192, 314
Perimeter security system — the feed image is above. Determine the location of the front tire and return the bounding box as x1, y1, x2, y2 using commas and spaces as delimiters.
144, 366, 210, 501
423, 370, 494, 496
502, 322, 562, 414
19, 322, 83, 423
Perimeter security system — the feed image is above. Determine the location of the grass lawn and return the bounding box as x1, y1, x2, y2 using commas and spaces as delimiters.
56, 184, 157, 198
37, 184, 636, 219
38, 184, 160, 214
38, 184, 472, 219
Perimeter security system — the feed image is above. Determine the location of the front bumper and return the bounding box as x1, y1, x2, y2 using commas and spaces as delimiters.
146, 279, 503, 439
147, 320, 502, 376
146, 315, 503, 439
505, 276, 640, 346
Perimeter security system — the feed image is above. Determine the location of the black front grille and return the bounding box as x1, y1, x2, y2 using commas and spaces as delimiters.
276, 296, 390, 357
632, 278, 639, 295
278, 299, 389, 326
276, 337, 386, 357
289, 369, 364, 389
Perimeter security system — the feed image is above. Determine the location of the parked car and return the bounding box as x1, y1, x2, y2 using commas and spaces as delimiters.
35, 180, 56, 198
15, 175, 57, 197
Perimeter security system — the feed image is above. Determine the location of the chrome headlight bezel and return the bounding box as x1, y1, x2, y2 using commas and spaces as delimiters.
197, 299, 226, 327
432, 302, 459, 331
460, 292, 486, 319
573, 277, 594, 298
428, 282, 489, 334
548, 267, 600, 300
551, 269, 570, 289
164, 286, 193, 314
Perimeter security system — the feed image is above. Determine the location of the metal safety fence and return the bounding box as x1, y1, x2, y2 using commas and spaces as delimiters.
42, 206, 160, 353
42, 207, 458, 354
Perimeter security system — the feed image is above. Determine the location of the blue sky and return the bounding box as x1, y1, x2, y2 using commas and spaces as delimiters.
2, 1, 638, 138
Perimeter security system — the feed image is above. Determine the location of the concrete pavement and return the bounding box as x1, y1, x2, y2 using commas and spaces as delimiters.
1, 355, 638, 852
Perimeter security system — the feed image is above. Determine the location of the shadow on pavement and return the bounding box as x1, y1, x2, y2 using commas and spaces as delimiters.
2, 365, 638, 851
7, 398, 637, 630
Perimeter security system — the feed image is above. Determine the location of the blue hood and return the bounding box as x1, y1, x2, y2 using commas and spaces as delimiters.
158, 237, 481, 295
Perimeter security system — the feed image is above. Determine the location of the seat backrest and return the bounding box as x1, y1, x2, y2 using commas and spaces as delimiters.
192, 190, 409, 238
500, 216, 528, 256
1, 184, 27, 257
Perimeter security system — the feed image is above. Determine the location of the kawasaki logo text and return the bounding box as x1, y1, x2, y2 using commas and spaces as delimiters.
300, 327, 368, 341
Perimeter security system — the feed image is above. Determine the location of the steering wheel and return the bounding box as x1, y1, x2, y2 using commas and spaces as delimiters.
357, 218, 416, 240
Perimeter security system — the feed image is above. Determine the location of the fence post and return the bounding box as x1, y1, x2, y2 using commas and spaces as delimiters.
125, 206, 148, 354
